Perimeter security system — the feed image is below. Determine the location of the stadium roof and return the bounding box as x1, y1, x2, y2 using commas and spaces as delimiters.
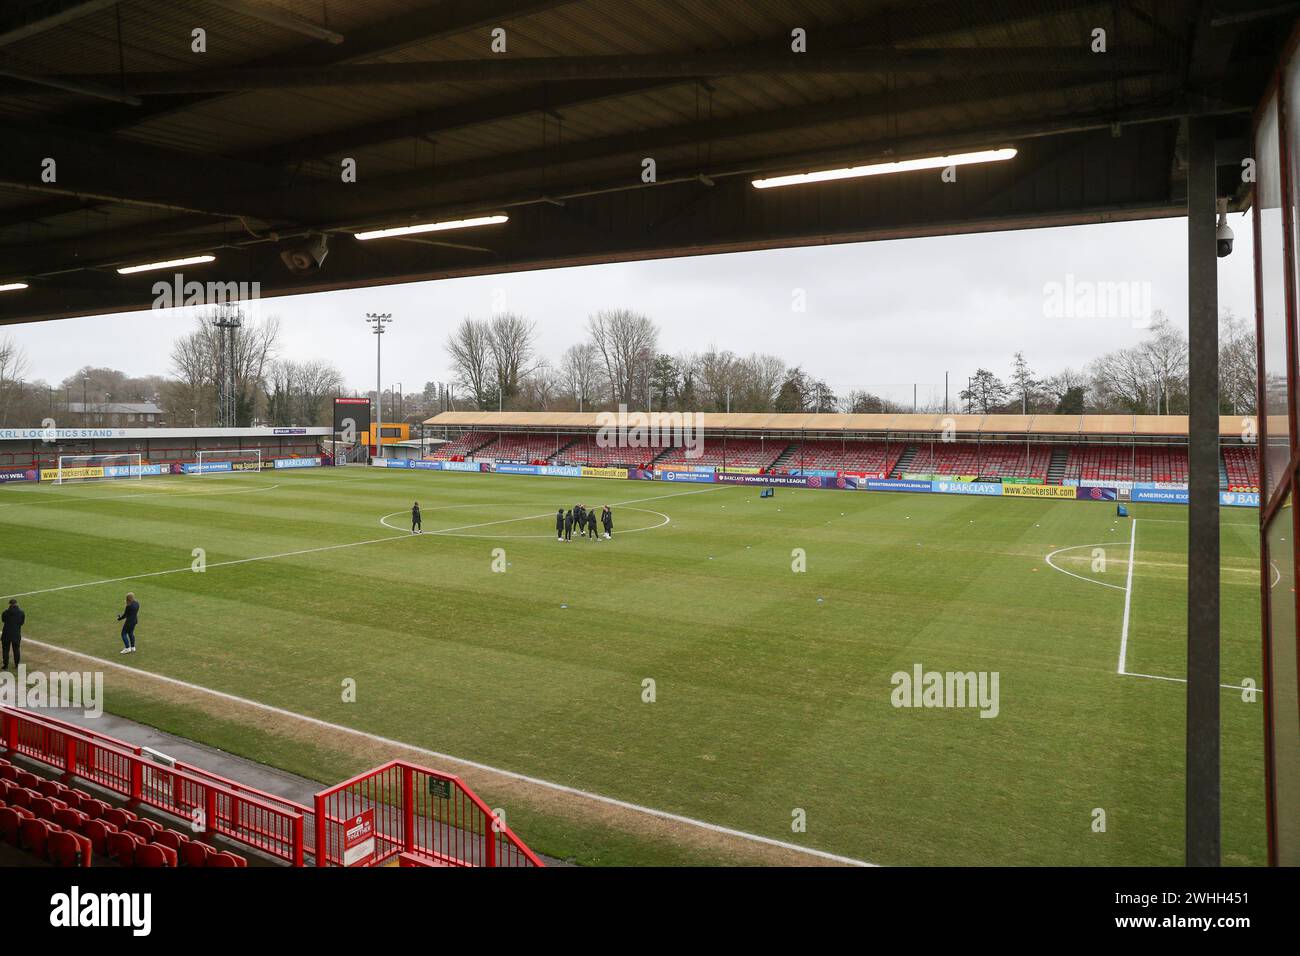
423, 410, 1260, 438
0, 0, 1288, 325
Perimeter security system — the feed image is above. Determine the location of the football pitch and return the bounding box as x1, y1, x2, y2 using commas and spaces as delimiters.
0, 467, 1266, 866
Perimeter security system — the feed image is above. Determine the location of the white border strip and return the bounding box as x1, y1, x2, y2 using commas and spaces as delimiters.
24, 639, 873, 867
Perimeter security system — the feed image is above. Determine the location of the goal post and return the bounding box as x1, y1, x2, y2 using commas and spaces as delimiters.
186, 449, 263, 476
54, 453, 143, 484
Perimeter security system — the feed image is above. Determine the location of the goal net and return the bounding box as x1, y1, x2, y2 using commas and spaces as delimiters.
54, 453, 143, 484
186, 449, 263, 476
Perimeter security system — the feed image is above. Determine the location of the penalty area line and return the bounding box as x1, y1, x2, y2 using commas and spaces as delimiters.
24, 638, 874, 867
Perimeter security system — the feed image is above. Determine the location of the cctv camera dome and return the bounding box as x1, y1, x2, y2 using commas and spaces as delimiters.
279, 233, 330, 275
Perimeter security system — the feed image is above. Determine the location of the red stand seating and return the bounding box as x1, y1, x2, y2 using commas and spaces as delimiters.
0, 756, 247, 868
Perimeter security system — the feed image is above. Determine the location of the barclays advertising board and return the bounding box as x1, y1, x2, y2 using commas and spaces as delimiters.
1220, 491, 1260, 507
932, 481, 1002, 496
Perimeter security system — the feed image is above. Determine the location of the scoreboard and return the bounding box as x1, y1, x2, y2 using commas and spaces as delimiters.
332, 397, 371, 442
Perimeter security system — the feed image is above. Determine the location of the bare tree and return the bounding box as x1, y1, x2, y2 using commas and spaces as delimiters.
518, 363, 558, 410
695, 346, 737, 411
732, 353, 786, 411
558, 342, 600, 411
587, 309, 658, 406
446, 318, 495, 410
1041, 367, 1089, 407
487, 312, 538, 407
1219, 311, 1257, 415
0, 335, 30, 425
1139, 312, 1189, 414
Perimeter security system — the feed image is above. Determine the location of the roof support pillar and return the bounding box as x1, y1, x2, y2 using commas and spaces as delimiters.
1185, 116, 1221, 867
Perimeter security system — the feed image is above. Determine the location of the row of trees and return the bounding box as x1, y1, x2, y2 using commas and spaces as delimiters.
445, 310, 840, 414
166, 313, 350, 427
958, 312, 1256, 416
444, 308, 1258, 417
0, 312, 349, 428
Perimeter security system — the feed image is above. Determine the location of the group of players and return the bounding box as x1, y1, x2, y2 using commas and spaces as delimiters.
558, 503, 613, 541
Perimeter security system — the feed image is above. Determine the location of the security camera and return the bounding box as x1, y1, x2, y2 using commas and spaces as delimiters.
279, 233, 330, 274
1216, 213, 1233, 258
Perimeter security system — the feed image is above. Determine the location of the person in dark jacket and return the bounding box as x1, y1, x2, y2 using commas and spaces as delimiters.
555, 508, 564, 541
586, 509, 598, 539
117, 592, 140, 654
601, 505, 613, 539
563, 509, 574, 541
574, 503, 584, 528
411, 501, 422, 534
1, 598, 23, 670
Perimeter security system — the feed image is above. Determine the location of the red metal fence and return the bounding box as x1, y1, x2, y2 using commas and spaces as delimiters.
1, 706, 308, 865
314, 760, 543, 867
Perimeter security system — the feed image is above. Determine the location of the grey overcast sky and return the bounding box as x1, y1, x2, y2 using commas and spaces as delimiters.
6, 212, 1257, 409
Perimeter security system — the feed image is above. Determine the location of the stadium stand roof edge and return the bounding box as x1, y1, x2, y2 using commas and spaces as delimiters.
422, 411, 1263, 438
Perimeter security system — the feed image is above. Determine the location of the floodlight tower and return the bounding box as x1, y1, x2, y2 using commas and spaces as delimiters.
366, 313, 393, 459
213, 305, 242, 427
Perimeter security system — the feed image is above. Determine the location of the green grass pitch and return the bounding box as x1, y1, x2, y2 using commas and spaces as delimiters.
0, 467, 1265, 865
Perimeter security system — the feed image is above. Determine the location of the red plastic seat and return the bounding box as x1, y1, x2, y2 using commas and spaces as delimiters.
58, 789, 84, 812
182, 840, 214, 867
82, 819, 117, 856
154, 828, 188, 852
19, 817, 56, 857
0, 765, 17, 781
81, 798, 110, 820
54, 807, 88, 832
135, 842, 177, 868
47, 829, 92, 867
102, 807, 135, 829
208, 850, 246, 867
36, 780, 61, 798
0, 806, 20, 845
107, 829, 143, 866
14, 771, 38, 789
9, 788, 35, 809
31, 796, 57, 820
127, 818, 161, 840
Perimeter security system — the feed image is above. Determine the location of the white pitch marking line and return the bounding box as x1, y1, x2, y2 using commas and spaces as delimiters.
381, 507, 670, 538
1, 530, 411, 600
1118, 519, 1137, 676
1043, 542, 1129, 591
22, 638, 873, 867
1118, 670, 1257, 693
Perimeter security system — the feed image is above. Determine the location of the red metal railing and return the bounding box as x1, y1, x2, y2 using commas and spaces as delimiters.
314, 760, 543, 867
1, 706, 307, 865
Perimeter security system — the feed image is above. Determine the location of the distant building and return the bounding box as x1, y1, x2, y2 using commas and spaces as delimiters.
67, 402, 165, 427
